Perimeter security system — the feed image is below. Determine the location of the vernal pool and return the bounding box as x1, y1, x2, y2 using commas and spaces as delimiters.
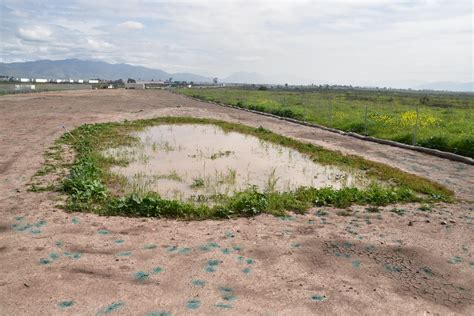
104, 124, 368, 201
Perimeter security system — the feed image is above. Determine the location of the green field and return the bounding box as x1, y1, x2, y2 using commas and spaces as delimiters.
0, 82, 92, 95
177, 87, 474, 158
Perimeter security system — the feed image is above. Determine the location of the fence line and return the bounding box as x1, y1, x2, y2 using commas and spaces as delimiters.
174, 90, 474, 165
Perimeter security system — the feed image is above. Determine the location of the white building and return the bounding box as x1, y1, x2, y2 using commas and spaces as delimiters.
15, 84, 35, 91
69, 79, 74, 83
35, 79, 48, 83
78, 79, 84, 83
20, 78, 30, 83
88, 79, 99, 84
56, 79, 63, 83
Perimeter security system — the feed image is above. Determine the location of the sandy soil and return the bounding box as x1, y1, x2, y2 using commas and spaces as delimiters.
0, 89, 473, 315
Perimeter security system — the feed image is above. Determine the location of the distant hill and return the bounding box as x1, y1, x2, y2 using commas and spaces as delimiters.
415, 81, 473, 92
223, 71, 266, 84
0, 59, 213, 82
171, 72, 212, 83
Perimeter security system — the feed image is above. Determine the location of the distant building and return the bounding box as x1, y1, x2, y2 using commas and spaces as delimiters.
35, 79, 48, 83
78, 79, 84, 83
15, 84, 35, 91
88, 79, 99, 84
56, 79, 63, 83
20, 78, 30, 83
125, 83, 145, 89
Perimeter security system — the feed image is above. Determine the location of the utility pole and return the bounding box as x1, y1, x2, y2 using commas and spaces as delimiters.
329, 98, 333, 127
364, 104, 368, 135
413, 104, 419, 146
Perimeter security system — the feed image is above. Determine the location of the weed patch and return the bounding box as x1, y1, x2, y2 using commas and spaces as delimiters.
38, 117, 453, 219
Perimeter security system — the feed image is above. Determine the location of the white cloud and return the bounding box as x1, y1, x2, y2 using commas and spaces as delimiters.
2, 0, 473, 85
118, 21, 144, 30
87, 39, 114, 50
17, 26, 52, 42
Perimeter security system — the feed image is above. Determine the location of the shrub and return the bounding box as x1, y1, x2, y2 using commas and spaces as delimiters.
270, 108, 303, 120
348, 122, 366, 134
223, 186, 268, 217
452, 138, 474, 158
63, 157, 107, 209
418, 136, 449, 151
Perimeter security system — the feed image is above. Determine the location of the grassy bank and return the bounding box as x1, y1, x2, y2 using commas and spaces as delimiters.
44, 117, 452, 219
176, 87, 474, 158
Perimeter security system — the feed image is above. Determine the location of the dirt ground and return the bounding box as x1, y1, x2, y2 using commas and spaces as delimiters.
0, 89, 473, 315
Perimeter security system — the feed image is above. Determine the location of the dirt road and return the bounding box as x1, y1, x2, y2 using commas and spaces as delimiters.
0, 89, 473, 315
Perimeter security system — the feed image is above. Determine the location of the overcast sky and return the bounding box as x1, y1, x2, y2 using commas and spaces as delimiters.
0, 0, 472, 86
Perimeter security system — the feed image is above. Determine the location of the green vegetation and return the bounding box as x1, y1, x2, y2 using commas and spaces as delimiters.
0, 82, 92, 95
177, 87, 474, 158
39, 116, 452, 219
191, 178, 205, 188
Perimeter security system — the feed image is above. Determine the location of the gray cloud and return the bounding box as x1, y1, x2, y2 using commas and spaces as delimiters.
0, 0, 472, 86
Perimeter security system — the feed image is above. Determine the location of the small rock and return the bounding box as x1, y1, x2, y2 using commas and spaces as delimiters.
449, 220, 456, 223
408, 221, 413, 226
425, 220, 430, 223
440, 221, 447, 225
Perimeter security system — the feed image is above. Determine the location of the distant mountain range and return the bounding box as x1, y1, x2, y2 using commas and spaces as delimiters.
0, 58, 273, 84
1, 59, 472, 91
0, 59, 214, 82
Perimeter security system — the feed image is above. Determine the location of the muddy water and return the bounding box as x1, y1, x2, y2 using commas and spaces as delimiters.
105, 124, 368, 201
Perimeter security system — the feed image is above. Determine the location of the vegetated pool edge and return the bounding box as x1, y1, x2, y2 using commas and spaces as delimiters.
38, 116, 454, 219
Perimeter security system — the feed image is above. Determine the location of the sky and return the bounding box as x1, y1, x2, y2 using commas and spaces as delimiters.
0, 0, 472, 87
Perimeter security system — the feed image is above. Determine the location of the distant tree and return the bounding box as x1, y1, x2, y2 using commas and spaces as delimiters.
213, 77, 218, 84
420, 96, 430, 105
127, 78, 136, 83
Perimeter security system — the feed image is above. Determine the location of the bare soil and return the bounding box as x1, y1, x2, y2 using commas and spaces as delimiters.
0, 89, 473, 315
